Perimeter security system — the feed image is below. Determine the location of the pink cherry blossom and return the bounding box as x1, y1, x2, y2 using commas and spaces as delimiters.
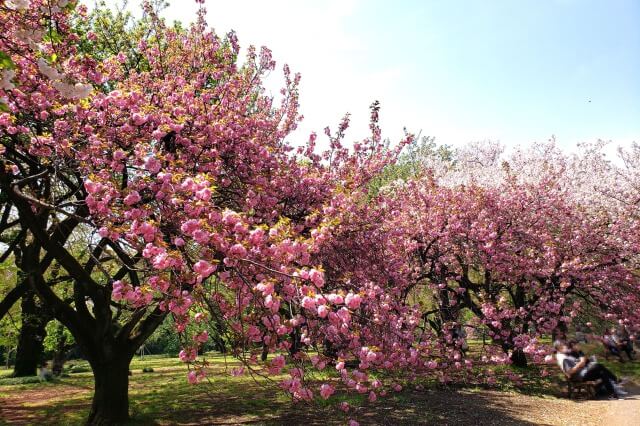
345, 292, 362, 309
193, 260, 216, 278
319, 383, 335, 399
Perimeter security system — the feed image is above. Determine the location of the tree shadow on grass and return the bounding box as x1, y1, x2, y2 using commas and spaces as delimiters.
130, 385, 547, 425
279, 388, 547, 426
0, 381, 548, 426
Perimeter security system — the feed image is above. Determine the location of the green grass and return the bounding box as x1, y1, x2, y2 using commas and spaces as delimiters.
602, 358, 640, 379
0, 375, 48, 385
0, 354, 305, 425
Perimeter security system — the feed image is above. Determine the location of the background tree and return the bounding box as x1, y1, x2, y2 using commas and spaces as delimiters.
43, 317, 75, 376
0, 259, 20, 368
392, 142, 640, 367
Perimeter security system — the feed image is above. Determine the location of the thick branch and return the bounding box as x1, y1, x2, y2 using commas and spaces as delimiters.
127, 305, 167, 352
0, 280, 28, 320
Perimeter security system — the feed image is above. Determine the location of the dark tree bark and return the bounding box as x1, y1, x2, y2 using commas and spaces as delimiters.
213, 336, 227, 354
12, 240, 53, 377
87, 354, 133, 425
323, 338, 338, 361
13, 287, 50, 376
510, 348, 528, 368
0, 280, 28, 322
210, 322, 227, 354
79, 306, 165, 425
289, 328, 302, 356
51, 349, 65, 376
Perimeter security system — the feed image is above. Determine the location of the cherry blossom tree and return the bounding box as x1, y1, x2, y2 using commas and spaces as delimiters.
1, 1, 416, 422
0, 0, 329, 423
391, 141, 640, 366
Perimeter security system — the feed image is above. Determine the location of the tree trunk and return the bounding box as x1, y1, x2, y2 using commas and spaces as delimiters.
51, 321, 69, 376
323, 338, 338, 361
510, 348, 528, 368
499, 341, 528, 368
51, 350, 65, 376
289, 328, 301, 356
6, 347, 14, 369
13, 288, 49, 377
87, 356, 132, 425
213, 334, 227, 354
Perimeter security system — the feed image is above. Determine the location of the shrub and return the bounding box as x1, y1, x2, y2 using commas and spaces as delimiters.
0, 376, 45, 385
68, 365, 91, 374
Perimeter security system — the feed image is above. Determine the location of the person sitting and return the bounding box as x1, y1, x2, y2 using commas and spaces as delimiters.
574, 326, 588, 344
602, 330, 625, 362
452, 325, 469, 355
614, 326, 635, 361
554, 340, 627, 399
553, 329, 567, 343
39, 361, 52, 381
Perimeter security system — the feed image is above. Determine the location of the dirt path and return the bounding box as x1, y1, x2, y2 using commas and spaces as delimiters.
493, 382, 640, 426
601, 384, 640, 426
0, 382, 90, 425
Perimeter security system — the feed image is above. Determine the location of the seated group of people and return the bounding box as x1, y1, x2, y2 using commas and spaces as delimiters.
554, 340, 628, 399
602, 326, 635, 362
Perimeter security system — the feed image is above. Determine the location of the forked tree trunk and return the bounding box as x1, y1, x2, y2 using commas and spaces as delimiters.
87, 356, 132, 425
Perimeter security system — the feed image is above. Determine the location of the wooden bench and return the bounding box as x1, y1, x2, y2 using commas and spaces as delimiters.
566, 375, 601, 399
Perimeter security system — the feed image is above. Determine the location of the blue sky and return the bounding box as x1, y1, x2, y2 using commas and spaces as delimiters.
118, 0, 640, 149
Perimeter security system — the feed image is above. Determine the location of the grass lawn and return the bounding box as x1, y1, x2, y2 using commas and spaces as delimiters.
1, 346, 638, 425
1, 353, 353, 425
1, 353, 296, 425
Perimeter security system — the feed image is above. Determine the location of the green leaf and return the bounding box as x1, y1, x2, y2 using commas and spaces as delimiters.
0, 102, 10, 113
43, 29, 62, 44
65, 1, 78, 12
0, 51, 16, 70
